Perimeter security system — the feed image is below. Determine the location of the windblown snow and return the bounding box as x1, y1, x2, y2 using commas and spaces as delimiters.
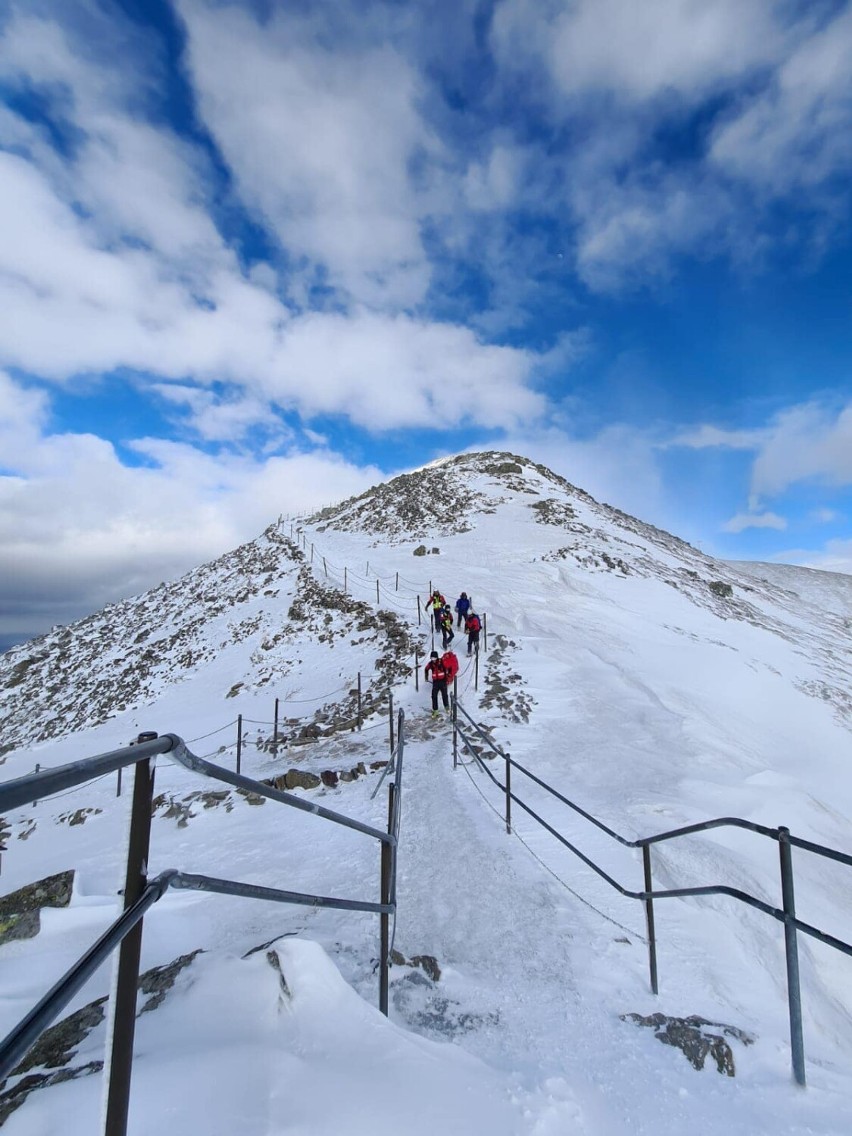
1, 451, 851, 1134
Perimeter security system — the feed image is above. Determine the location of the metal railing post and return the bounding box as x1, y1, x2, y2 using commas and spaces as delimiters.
474, 650, 479, 691
376, 579, 380, 603
104, 749, 156, 1136
236, 715, 242, 774
273, 698, 279, 745
379, 784, 394, 1016
642, 845, 659, 995
504, 752, 511, 834
395, 571, 399, 591
779, 827, 806, 1086
452, 682, 458, 769
414, 650, 419, 691
388, 690, 395, 756
357, 673, 362, 730
344, 566, 348, 593
417, 595, 421, 625
483, 611, 487, 651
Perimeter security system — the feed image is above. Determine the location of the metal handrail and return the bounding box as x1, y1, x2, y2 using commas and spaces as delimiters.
452, 697, 851, 1087
0, 717, 405, 1134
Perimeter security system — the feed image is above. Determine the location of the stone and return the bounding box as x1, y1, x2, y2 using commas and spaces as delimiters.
413, 545, 427, 556
0, 870, 74, 946
320, 770, 339, 788
621, 1012, 754, 1076
284, 769, 321, 791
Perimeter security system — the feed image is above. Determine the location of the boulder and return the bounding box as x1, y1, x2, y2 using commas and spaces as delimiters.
0, 870, 74, 946
621, 1012, 754, 1075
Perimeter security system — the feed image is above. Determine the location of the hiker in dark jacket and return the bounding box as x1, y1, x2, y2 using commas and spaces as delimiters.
426, 590, 446, 632
464, 611, 481, 656
425, 651, 449, 715
439, 606, 455, 649
455, 592, 471, 628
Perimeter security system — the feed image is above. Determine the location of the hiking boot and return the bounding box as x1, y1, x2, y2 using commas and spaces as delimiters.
431, 709, 440, 718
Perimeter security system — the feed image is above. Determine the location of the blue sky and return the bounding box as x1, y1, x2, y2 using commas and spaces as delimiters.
1, 0, 852, 648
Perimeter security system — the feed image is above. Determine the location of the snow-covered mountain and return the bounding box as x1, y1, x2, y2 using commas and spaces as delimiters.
1, 451, 851, 1134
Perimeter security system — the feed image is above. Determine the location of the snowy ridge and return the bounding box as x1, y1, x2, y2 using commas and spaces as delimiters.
1, 451, 852, 1134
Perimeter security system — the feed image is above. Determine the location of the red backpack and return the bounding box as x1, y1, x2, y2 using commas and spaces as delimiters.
441, 651, 459, 681
467, 614, 481, 633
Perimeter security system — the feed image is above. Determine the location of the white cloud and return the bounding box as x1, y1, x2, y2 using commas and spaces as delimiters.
492, 0, 788, 104
176, 0, 438, 307
0, 373, 385, 640
749, 402, 852, 498
669, 423, 766, 450
722, 511, 787, 534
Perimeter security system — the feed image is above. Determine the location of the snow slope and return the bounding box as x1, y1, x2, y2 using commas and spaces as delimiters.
1, 451, 851, 1133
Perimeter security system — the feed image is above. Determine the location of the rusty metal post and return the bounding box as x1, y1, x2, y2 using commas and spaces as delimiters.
505, 752, 511, 834
643, 845, 659, 996
379, 785, 394, 1015
104, 746, 156, 1136
388, 690, 395, 756
236, 714, 242, 775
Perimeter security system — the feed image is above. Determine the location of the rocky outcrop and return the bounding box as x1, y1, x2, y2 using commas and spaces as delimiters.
621, 1012, 754, 1075
0, 870, 74, 946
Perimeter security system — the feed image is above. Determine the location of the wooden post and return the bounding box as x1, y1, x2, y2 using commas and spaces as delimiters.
357, 673, 362, 730
236, 714, 243, 774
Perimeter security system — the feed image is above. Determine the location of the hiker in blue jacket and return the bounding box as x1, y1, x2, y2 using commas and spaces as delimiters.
455, 591, 471, 628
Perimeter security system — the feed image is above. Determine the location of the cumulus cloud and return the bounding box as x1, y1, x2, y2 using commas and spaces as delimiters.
0, 372, 384, 642
722, 510, 787, 534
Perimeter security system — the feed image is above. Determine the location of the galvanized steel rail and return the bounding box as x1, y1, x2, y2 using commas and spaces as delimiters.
452, 697, 852, 1088
0, 717, 405, 1135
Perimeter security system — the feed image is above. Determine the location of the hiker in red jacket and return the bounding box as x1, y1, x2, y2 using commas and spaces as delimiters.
464, 611, 481, 657
441, 649, 459, 684
425, 650, 450, 716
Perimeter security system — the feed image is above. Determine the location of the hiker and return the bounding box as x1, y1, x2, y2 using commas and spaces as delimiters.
425, 650, 449, 716
465, 611, 481, 656
439, 606, 455, 649
455, 591, 471, 628
426, 590, 446, 632
441, 648, 459, 685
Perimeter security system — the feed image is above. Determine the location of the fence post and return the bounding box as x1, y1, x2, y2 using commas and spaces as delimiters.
376, 579, 380, 604
395, 571, 399, 591
357, 673, 362, 730
116, 767, 122, 797
310, 543, 314, 563
417, 595, 421, 625
779, 827, 806, 1086
504, 751, 511, 834
104, 745, 156, 1136
274, 698, 279, 744
474, 650, 479, 691
414, 650, 419, 691
344, 566, 348, 593
388, 690, 395, 756
366, 562, 370, 576
236, 714, 242, 775
483, 611, 488, 651
642, 845, 659, 996
33, 764, 40, 808
379, 785, 394, 1016
323, 556, 327, 577
452, 682, 458, 770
